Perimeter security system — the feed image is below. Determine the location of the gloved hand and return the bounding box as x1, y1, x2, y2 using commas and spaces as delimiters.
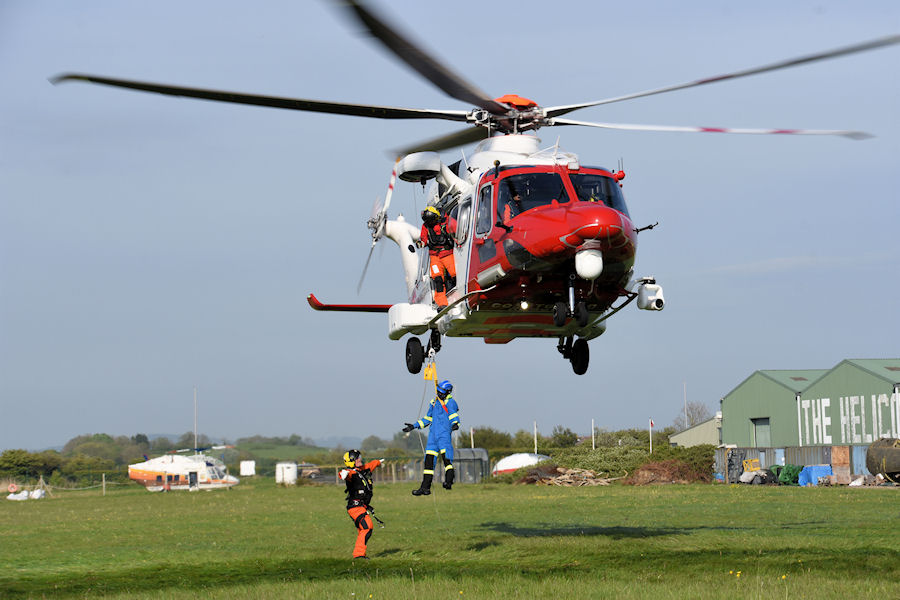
451, 423, 460, 431
402, 423, 415, 433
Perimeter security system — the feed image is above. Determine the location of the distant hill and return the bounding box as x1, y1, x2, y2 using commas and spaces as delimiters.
313, 436, 362, 449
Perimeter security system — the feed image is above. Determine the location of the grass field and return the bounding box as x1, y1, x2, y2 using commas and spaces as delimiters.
2, 478, 897, 599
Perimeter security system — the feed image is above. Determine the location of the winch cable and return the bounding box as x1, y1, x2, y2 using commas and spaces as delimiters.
416, 358, 449, 519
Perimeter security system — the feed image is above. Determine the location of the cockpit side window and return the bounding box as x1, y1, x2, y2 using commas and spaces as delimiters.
497, 172, 569, 222
569, 173, 630, 217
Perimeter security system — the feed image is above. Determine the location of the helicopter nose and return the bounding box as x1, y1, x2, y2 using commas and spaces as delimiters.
559, 203, 630, 249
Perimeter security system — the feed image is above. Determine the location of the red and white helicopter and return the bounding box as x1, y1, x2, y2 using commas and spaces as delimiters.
52, 2, 899, 375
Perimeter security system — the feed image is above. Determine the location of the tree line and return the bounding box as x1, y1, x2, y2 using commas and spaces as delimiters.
0, 424, 678, 486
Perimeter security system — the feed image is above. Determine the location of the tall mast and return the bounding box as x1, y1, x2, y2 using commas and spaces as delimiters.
193, 385, 198, 453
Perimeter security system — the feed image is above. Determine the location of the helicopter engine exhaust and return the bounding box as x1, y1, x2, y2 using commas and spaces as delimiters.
637, 281, 665, 311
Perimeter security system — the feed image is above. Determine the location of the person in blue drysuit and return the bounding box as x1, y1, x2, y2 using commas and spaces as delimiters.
402, 379, 460, 496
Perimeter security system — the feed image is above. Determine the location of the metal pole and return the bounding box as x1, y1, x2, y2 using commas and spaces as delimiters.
591, 418, 595, 450
533, 420, 537, 454
193, 385, 198, 452
102, 473, 106, 496
683, 381, 687, 428
470, 427, 474, 449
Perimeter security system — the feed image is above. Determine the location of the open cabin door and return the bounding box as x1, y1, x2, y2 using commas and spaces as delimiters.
448, 194, 473, 301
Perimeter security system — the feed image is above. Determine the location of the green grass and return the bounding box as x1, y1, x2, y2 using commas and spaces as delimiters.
2, 478, 897, 599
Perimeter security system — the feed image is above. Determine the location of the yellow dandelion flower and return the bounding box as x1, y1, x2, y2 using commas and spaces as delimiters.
781, 575, 787, 580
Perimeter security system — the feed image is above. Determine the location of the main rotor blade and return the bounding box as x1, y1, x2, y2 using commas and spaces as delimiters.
544, 34, 900, 118
51, 73, 471, 122
339, 0, 508, 115
392, 126, 489, 157
549, 117, 872, 140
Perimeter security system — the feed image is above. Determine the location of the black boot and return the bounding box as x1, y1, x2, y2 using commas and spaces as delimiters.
442, 464, 455, 490
414, 455, 435, 496
412, 471, 433, 496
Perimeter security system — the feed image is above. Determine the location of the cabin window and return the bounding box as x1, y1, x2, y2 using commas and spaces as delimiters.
451, 196, 472, 244
569, 173, 630, 216
497, 172, 570, 222
475, 185, 493, 236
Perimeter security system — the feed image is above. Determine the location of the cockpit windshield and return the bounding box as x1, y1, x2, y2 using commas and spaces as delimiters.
497, 172, 570, 221
569, 173, 630, 217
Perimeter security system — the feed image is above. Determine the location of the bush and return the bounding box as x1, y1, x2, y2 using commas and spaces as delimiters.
548, 446, 650, 477
648, 444, 716, 479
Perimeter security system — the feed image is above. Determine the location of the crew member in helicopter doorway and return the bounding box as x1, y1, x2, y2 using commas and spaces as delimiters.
417, 206, 456, 307
339, 449, 383, 559
402, 379, 460, 496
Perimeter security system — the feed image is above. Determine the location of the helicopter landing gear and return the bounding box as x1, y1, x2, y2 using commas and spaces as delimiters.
428, 329, 441, 353
574, 301, 589, 328
405, 337, 424, 373
553, 274, 590, 328
553, 301, 589, 327
558, 335, 589, 374
406, 330, 441, 373
552, 302, 568, 327
570, 338, 589, 375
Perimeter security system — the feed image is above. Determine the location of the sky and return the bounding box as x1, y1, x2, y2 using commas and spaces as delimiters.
1, 1, 898, 452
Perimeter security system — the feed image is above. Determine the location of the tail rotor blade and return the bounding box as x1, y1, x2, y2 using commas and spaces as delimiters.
357, 243, 377, 294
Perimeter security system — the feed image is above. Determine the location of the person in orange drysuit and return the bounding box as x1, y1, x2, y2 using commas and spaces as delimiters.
418, 206, 456, 307
339, 449, 382, 559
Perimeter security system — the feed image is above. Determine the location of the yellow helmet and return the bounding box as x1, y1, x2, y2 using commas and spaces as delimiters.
343, 449, 361, 467
422, 206, 441, 224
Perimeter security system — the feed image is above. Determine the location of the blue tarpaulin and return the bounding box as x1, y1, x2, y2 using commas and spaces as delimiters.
798, 465, 833, 486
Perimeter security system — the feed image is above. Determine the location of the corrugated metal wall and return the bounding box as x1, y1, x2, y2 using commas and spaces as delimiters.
786, 446, 831, 466
716, 444, 872, 480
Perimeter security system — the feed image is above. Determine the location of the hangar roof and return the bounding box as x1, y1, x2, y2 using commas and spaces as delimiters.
754, 369, 829, 393
838, 358, 900, 384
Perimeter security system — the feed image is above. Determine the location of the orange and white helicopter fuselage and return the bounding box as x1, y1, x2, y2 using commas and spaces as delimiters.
128, 453, 239, 492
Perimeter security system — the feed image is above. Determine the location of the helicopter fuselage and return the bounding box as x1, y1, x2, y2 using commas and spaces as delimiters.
384, 134, 655, 353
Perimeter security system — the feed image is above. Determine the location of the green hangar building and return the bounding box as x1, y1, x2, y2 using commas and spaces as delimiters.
722, 359, 900, 448
719, 359, 900, 478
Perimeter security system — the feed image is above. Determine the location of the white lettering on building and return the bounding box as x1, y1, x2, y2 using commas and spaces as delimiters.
801, 399, 812, 445
802, 393, 899, 445
821, 398, 832, 444
850, 396, 861, 444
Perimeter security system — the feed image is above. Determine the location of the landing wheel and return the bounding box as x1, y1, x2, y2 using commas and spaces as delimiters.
429, 329, 442, 353
570, 338, 589, 375
405, 337, 424, 374
575, 301, 589, 328
556, 336, 574, 359
552, 301, 568, 327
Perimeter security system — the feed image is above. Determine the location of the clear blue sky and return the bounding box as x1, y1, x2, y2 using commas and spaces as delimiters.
1, 1, 898, 451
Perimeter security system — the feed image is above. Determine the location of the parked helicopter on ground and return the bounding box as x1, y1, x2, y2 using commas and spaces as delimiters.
128, 449, 239, 492
52, 2, 899, 374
